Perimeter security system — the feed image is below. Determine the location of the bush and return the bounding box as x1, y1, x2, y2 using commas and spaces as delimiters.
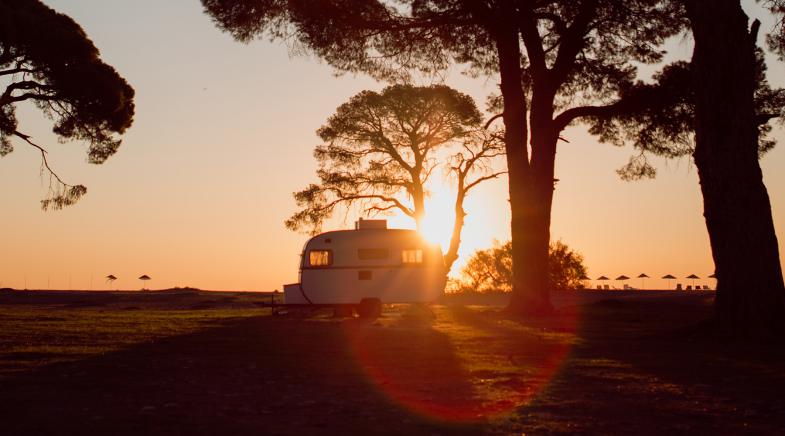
454, 240, 587, 293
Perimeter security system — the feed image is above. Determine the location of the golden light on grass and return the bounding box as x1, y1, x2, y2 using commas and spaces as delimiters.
340, 305, 579, 423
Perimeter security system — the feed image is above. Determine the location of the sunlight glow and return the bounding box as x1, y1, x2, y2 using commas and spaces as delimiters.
384, 176, 511, 277
419, 183, 457, 250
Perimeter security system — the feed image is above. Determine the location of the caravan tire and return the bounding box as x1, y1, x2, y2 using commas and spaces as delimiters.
358, 298, 382, 319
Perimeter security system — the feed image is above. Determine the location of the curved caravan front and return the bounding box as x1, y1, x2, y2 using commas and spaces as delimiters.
284, 226, 446, 304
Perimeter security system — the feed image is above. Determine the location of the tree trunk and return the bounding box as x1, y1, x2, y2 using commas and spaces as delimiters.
411, 182, 426, 233
443, 187, 465, 273
508, 86, 559, 315
685, 0, 785, 340
495, 19, 554, 316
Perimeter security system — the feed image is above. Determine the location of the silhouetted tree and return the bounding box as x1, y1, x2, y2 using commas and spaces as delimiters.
683, 0, 785, 339
443, 130, 506, 271
458, 240, 587, 292
585, 2, 785, 339
0, 0, 135, 209
203, 0, 682, 316
285, 84, 504, 273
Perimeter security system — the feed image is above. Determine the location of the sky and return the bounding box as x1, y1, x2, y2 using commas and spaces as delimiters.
1, 0, 784, 291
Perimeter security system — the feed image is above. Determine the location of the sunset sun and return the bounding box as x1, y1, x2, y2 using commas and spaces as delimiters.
419, 183, 457, 249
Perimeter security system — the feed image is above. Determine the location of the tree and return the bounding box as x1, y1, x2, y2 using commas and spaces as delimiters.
285, 84, 504, 272
203, 0, 682, 315
683, 0, 785, 339
443, 128, 506, 271
457, 240, 587, 293
548, 240, 589, 291
583, 2, 785, 339
0, 0, 135, 209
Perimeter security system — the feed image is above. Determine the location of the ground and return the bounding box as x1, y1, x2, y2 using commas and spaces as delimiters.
0, 289, 783, 435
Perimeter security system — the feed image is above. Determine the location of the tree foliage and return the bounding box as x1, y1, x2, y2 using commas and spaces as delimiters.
0, 0, 135, 209
583, 53, 785, 181
204, 0, 682, 86
762, 0, 785, 58
457, 240, 587, 293
285, 84, 487, 233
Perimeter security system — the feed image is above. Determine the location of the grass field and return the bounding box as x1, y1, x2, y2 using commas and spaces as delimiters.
0, 289, 783, 435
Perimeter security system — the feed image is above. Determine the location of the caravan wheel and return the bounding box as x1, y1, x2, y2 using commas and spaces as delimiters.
357, 298, 382, 319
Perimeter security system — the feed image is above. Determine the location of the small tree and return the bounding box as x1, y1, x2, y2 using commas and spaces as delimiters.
548, 241, 589, 291
458, 240, 587, 293
0, 0, 135, 209
444, 131, 506, 271
286, 84, 482, 232
286, 84, 504, 273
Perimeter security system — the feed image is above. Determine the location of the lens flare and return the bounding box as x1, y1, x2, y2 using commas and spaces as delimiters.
339, 305, 579, 422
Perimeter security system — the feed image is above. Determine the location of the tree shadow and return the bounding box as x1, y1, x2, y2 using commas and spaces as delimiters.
0, 314, 484, 435
489, 295, 785, 434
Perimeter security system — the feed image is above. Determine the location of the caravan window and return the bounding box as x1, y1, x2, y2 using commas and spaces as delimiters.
309, 250, 332, 267
358, 248, 389, 260
401, 249, 423, 264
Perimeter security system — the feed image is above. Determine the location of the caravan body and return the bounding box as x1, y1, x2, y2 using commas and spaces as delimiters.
284, 220, 446, 304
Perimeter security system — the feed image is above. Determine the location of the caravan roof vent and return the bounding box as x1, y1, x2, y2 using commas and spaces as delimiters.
355, 218, 387, 230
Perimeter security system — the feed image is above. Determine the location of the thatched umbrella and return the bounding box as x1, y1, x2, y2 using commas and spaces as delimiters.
637, 273, 650, 290
138, 275, 151, 290
662, 274, 676, 289
597, 275, 610, 290
106, 274, 117, 290
616, 275, 630, 289
686, 274, 700, 289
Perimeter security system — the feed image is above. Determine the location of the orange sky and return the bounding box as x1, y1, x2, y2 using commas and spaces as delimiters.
1, 0, 783, 291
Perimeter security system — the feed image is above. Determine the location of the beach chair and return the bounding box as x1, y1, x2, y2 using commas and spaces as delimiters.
676, 283, 682, 291
686, 285, 692, 290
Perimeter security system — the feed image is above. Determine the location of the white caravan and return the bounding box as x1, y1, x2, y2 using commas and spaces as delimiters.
283, 219, 447, 311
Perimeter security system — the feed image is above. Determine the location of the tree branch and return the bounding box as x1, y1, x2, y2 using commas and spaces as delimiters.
13, 131, 70, 187
484, 113, 504, 130
519, 7, 548, 75
552, 0, 599, 82
0, 67, 37, 77
553, 101, 624, 131
464, 171, 507, 193
757, 113, 781, 125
